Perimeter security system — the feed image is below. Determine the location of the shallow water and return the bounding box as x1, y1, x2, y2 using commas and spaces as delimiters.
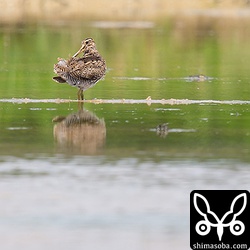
0, 19, 250, 250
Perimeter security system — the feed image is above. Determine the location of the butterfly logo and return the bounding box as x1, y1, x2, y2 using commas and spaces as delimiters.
193, 193, 247, 241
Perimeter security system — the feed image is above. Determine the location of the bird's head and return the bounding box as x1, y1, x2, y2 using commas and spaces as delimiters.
73, 38, 97, 57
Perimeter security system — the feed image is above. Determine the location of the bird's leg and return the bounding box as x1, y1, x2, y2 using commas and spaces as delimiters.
77, 89, 84, 110
77, 101, 84, 110
77, 89, 84, 100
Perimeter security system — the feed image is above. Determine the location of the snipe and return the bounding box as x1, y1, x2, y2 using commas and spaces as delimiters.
53, 38, 106, 100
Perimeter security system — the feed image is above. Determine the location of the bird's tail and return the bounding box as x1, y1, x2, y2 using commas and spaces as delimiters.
52, 76, 66, 83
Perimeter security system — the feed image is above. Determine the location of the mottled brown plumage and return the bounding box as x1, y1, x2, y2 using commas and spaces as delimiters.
53, 38, 106, 100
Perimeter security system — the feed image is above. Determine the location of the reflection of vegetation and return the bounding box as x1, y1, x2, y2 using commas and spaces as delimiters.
0, 19, 250, 160
53, 108, 106, 155
1, 18, 250, 101
0, 101, 249, 161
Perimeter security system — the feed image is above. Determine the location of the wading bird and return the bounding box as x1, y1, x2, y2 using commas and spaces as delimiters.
53, 38, 106, 100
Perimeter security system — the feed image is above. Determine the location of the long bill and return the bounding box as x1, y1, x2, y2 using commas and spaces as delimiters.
73, 44, 85, 57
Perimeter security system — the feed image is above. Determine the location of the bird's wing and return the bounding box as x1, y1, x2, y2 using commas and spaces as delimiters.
68, 57, 105, 80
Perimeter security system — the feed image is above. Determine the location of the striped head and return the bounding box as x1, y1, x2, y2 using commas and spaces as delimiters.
73, 38, 99, 58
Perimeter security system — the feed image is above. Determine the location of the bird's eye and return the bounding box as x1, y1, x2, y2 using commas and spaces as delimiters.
85, 39, 92, 45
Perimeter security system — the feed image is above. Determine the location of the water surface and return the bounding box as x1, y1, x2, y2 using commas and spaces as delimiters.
0, 19, 250, 250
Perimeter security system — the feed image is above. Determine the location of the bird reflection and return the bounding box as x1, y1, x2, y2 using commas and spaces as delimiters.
53, 107, 106, 154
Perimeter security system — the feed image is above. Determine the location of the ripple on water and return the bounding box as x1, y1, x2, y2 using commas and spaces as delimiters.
6, 127, 31, 130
